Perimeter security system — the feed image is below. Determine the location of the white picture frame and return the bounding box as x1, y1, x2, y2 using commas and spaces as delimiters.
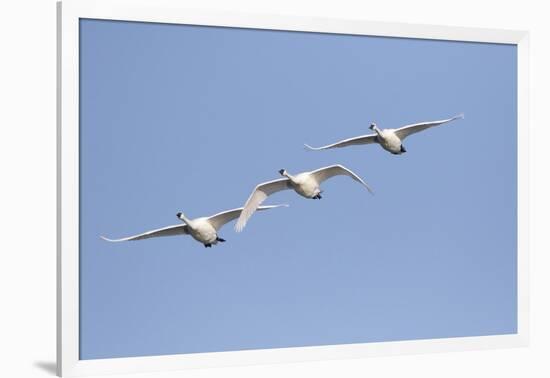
57, 0, 529, 376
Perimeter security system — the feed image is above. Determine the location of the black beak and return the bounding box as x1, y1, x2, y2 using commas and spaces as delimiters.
176, 212, 182, 218
278, 169, 285, 175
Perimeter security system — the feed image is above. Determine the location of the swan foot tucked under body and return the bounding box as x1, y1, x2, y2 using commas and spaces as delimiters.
204, 237, 226, 248
313, 194, 322, 199
390, 145, 407, 155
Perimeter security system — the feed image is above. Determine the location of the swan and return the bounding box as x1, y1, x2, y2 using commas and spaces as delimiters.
235, 164, 373, 232
305, 114, 464, 155
101, 204, 287, 248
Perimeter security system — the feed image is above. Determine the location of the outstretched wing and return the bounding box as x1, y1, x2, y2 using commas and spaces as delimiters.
304, 134, 378, 151
207, 204, 288, 231
235, 178, 292, 232
101, 224, 189, 242
394, 114, 464, 140
310, 164, 374, 194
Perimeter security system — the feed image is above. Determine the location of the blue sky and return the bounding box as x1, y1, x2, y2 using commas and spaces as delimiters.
79, 19, 517, 359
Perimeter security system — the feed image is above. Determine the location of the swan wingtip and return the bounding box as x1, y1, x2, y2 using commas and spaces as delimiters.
270, 203, 289, 208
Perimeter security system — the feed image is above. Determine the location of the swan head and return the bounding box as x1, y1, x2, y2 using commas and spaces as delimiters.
176, 212, 185, 220
369, 122, 377, 131
278, 169, 287, 177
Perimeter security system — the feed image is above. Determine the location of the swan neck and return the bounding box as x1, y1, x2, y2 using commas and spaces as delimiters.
179, 214, 194, 227
283, 172, 296, 183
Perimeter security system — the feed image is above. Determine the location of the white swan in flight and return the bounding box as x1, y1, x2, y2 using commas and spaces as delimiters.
305, 114, 464, 155
235, 164, 373, 232
101, 205, 287, 248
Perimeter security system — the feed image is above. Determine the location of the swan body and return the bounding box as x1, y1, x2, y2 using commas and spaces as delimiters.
287, 171, 321, 198
235, 164, 373, 232
180, 215, 219, 246
374, 128, 404, 154
305, 114, 464, 155
101, 204, 287, 248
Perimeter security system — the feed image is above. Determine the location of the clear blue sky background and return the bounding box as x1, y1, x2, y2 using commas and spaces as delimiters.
79, 19, 517, 360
